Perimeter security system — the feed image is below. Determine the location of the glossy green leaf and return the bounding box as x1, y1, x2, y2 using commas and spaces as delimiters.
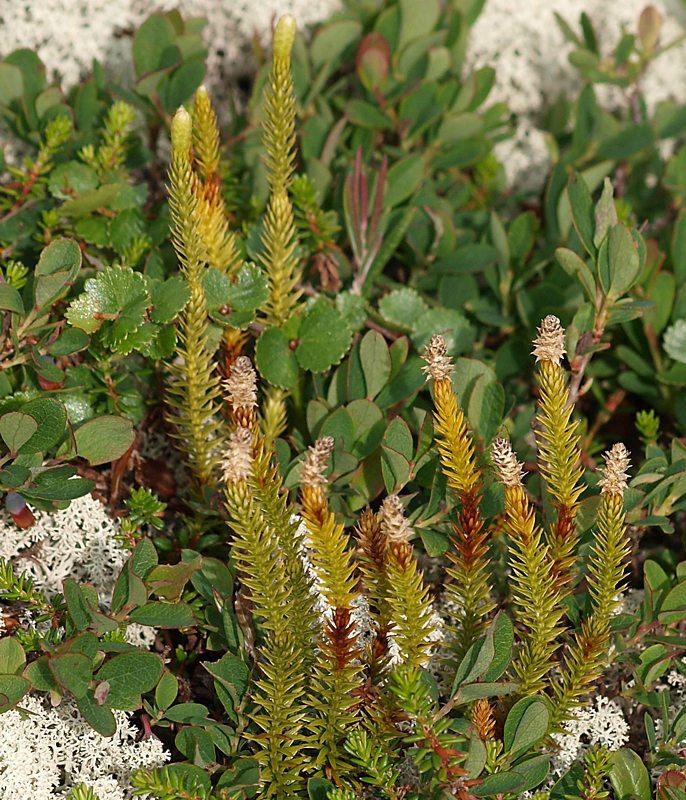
471, 771, 526, 796
48, 328, 90, 356
0, 674, 31, 713
555, 247, 596, 300
450, 680, 519, 705
77, 691, 117, 737
149, 275, 190, 323
34, 238, 82, 307
359, 330, 391, 399
0, 636, 26, 675
671, 208, 686, 285
0, 62, 23, 104
466, 375, 504, 442
356, 32, 390, 91
256, 326, 298, 389
385, 153, 424, 208
129, 601, 195, 628
511, 755, 550, 793
0, 284, 24, 314
66, 265, 150, 341
63, 578, 94, 631
453, 630, 495, 690
204, 653, 249, 719
50, 653, 93, 698
296, 303, 352, 373
74, 415, 135, 465
567, 173, 595, 256
658, 578, 686, 624
378, 287, 428, 330
482, 612, 514, 682
346, 99, 392, 130
600, 224, 641, 299
25, 656, 59, 692
97, 652, 164, 709
0, 412, 38, 453
146, 558, 201, 602
609, 748, 651, 800
311, 20, 362, 69
308, 778, 335, 800
593, 177, 617, 247
155, 671, 179, 710
161, 57, 206, 113
503, 697, 549, 756
19, 398, 67, 454
398, 0, 440, 49
133, 13, 176, 75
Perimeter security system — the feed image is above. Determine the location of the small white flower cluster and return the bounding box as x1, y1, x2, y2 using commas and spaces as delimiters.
549, 695, 630, 774
465, 0, 686, 189
0, 694, 169, 800
0, 493, 157, 648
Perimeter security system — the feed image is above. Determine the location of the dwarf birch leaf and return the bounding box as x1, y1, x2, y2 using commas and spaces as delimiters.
378, 287, 428, 330
149, 275, 190, 323
255, 327, 298, 389
67, 265, 149, 337
296, 303, 352, 373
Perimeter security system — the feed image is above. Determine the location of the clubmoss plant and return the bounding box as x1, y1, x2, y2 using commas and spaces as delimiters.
164, 106, 224, 492
532, 315, 585, 589
423, 333, 495, 660
260, 14, 302, 327
551, 442, 632, 726
491, 437, 566, 696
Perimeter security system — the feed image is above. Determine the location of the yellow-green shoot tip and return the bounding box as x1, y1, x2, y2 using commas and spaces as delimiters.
273, 15, 296, 61
171, 106, 192, 154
